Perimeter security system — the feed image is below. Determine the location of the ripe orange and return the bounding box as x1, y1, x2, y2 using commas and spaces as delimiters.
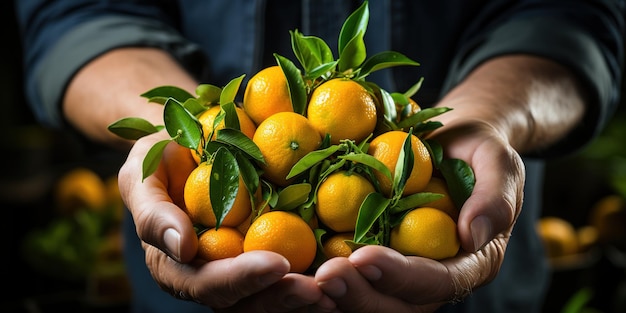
243, 65, 294, 125
421, 176, 459, 221
322, 232, 354, 258
390, 207, 460, 260
243, 211, 317, 273
367, 130, 433, 197
307, 78, 377, 144
191, 105, 257, 164
184, 162, 252, 228
588, 194, 626, 245
315, 171, 375, 232
197, 226, 244, 261
396, 97, 421, 123
55, 167, 107, 214
536, 216, 579, 258
252, 112, 321, 186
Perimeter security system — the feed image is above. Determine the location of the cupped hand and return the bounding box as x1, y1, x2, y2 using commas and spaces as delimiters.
118, 131, 335, 312
315, 119, 525, 312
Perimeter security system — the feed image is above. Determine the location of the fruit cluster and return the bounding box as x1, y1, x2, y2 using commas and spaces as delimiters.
108, 1, 474, 273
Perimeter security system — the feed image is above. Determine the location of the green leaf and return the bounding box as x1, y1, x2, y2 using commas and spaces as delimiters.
290, 30, 334, 74
274, 183, 312, 211
358, 51, 419, 78
163, 98, 202, 149
287, 145, 341, 179
338, 31, 367, 72
379, 87, 398, 127
403, 77, 424, 99
305, 61, 338, 81
196, 84, 222, 105
141, 139, 172, 181
391, 192, 444, 214
424, 139, 443, 169
220, 101, 241, 131
210, 148, 240, 229
220, 74, 246, 105
274, 54, 307, 115
393, 131, 414, 197
397, 107, 452, 129
107, 117, 160, 140
234, 153, 260, 198
439, 158, 475, 209
338, 0, 369, 57
339, 153, 392, 182
183, 98, 207, 116
141, 85, 194, 104
215, 128, 264, 163
354, 192, 390, 243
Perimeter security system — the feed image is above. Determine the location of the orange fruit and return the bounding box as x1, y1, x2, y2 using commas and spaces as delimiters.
243, 65, 293, 125
396, 98, 421, 123
243, 211, 317, 273
184, 162, 252, 228
236, 202, 271, 235
315, 171, 375, 232
55, 167, 107, 214
588, 194, 626, 245
367, 130, 433, 196
390, 207, 460, 260
421, 176, 458, 221
322, 232, 354, 258
252, 112, 321, 186
191, 105, 257, 164
197, 226, 244, 261
307, 78, 377, 144
536, 216, 579, 258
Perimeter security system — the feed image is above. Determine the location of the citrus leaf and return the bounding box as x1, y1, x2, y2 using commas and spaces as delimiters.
107, 117, 160, 140
338, 0, 369, 56
287, 145, 341, 179
403, 77, 424, 99
339, 153, 392, 181
393, 131, 414, 197
220, 101, 241, 131
210, 147, 240, 229
354, 192, 390, 243
290, 30, 334, 74
196, 84, 222, 105
274, 53, 307, 115
305, 61, 338, 81
358, 51, 419, 78
215, 128, 264, 163
220, 74, 246, 105
391, 192, 444, 214
163, 98, 202, 149
424, 139, 443, 169
397, 107, 452, 129
234, 153, 260, 201
141, 85, 194, 104
412, 120, 444, 136
141, 139, 172, 181
183, 98, 206, 116
439, 158, 475, 209
379, 87, 397, 127
275, 183, 312, 211
338, 31, 367, 72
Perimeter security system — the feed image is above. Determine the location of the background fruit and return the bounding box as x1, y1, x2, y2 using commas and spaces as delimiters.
243, 65, 293, 125
315, 171, 375, 232
536, 216, 579, 258
55, 167, 107, 214
390, 207, 460, 260
368, 130, 433, 196
184, 162, 252, 227
322, 232, 354, 258
252, 112, 321, 186
191, 105, 257, 164
307, 78, 377, 144
197, 226, 244, 261
243, 211, 316, 273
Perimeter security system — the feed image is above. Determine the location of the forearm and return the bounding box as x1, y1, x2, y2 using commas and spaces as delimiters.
63, 47, 199, 149
435, 54, 587, 154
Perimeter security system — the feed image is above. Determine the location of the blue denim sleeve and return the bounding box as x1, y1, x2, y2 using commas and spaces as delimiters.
14, 0, 205, 128
443, 0, 625, 156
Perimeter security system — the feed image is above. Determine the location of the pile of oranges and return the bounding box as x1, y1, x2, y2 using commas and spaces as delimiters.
108, 1, 473, 274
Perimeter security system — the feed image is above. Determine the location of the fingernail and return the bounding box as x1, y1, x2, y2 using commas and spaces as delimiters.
470, 215, 492, 251
164, 228, 181, 261
258, 272, 284, 287
318, 278, 347, 298
356, 265, 382, 281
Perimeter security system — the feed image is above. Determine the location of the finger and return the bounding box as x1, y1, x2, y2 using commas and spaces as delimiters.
220, 273, 336, 313
148, 249, 292, 308
119, 134, 198, 262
